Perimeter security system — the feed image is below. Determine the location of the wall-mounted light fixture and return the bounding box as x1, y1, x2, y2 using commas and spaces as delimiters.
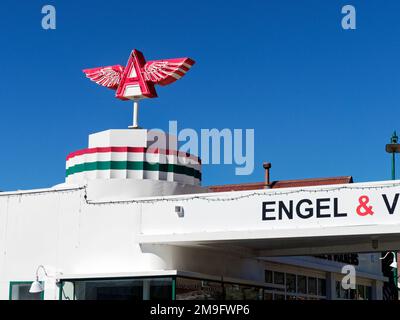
380, 252, 398, 269
175, 206, 184, 218
29, 265, 49, 294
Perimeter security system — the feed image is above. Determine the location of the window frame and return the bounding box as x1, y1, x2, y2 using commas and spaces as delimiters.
9, 281, 44, 300
59, 276, 174, 301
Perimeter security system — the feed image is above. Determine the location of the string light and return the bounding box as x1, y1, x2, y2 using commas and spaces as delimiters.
1, 182, 399, 206
83, 182, 400, 205
0, 186, 85, 198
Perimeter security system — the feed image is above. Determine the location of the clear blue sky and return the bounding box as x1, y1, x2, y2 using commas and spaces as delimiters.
0, 0, 399, 191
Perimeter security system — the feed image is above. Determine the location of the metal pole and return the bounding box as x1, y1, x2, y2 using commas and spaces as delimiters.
131, 100, 139, 129
384, 132, 399, 298
393, 152, 396, 180
392, 151, 398, 294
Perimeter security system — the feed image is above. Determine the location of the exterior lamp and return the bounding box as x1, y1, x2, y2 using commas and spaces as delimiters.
385, 131, 400, 180
385, 131, 400, 293
29, 265, 49, 294
380, 252, 398, 269
29, 280, 44, 294
175, 206, 184, 218
390, 253, 398, 269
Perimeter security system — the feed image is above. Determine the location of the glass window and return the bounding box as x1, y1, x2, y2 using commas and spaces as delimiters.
336, 281, 343, 299
336, 280, 357, 300
224, 284, 244, 300
75, 279, 143, 300
356, 284, 365, 300
318, 278, 326, 296
242, 287, 263, 300
297, 275, 307, 294
176, 277, 223, 300
274, 272, 284, 286
67, 277, 172, 300
286, 274, 296, 293
224, 283, 263, 300
308, 277, 317, 296
365, 286, 372, 300
10, 282, 43, 300
265, 270, 273, 284
349, 289, 356, 300
60, 281, 74, 300
148, 278, 173, 300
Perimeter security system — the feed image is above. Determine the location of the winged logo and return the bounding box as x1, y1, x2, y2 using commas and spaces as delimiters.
84, 65, 124, 89
83, 49, 195, 100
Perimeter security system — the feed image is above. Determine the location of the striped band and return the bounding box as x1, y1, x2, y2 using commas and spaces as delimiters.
66, 161, 201, 180
66, 147, 202, 185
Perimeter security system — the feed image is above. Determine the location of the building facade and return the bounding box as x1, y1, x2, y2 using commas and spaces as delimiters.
0, 129, 387, 300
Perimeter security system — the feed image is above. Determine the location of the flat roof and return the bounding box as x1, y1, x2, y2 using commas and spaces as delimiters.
208, 176, 353, 192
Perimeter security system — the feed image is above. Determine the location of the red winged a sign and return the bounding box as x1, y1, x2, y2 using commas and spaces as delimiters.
83, 49, 195, 100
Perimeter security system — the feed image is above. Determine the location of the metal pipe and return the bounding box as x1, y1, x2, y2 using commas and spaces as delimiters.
132, 100, 139, 128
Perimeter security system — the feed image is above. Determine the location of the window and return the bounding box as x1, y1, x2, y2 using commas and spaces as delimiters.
265, 270, 273, 284
224, 284, 258, 300
297, 275, 307, 294
264, 269, 327, 300
308, 277, 317, 296
318, 278, 326, 296
336, 281, 361, 300
356, 284, 365, 300
356, 284, 372, 300
61, 277, 173, 300
9, 282, 43, 300
61, 276, 271, 301
274, 272, 285, 286
149, 278, 173, 300
286, 274, 296, 293
366, 286, 372, 300
336, 281, 345, 299
175, 277, 223, 300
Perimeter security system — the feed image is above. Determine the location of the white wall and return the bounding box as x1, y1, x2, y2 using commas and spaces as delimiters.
0, 186, 279, 300
0, 181, 387, 300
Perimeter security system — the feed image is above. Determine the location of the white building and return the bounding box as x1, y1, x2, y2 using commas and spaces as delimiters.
1, 128, 392, 300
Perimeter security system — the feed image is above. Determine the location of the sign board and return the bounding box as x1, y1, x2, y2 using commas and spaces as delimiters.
137, 180, 400, 254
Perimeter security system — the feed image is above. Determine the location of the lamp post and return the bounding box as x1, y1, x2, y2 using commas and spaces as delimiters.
385, 131, 400, 179
385, 131, 400, 298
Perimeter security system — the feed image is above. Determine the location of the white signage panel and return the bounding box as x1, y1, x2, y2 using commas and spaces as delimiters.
139, 181, 400, 237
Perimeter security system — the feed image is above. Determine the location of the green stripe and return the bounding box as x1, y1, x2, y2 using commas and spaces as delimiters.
66, 161, 201, 180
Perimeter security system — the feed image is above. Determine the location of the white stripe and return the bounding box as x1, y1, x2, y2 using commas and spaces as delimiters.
66, 170, 200, 185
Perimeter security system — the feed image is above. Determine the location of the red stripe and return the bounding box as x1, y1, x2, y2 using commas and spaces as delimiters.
66, 147, 145, 160
66, 147, 201, 163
